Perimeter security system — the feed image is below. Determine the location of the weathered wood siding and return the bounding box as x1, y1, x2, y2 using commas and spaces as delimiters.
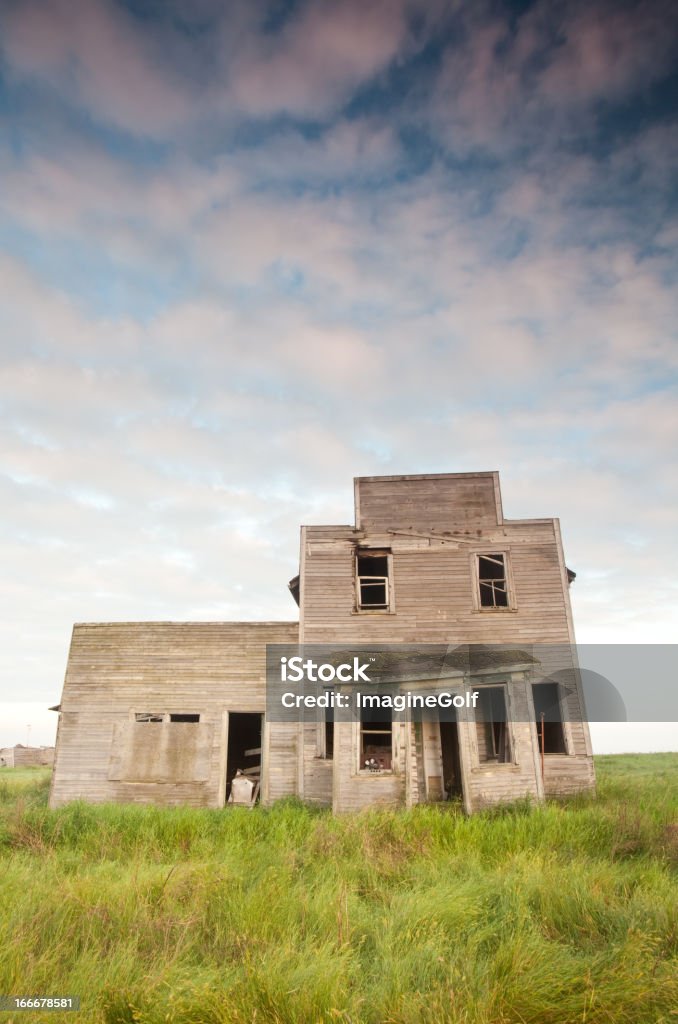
299, 472, 594, 811
542, 755, 596, 796
356, 473, 502, 532
301, 530, 574, 643
459, 678, 542, 811
332, 721, 406, 812
50, 622, 298, 809
299, 722, 333, 805
264, 721, 300, 804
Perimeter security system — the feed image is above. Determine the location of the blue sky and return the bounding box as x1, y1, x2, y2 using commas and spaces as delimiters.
0, 0, 676, 749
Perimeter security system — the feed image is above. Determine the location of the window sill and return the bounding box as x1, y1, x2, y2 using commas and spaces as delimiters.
472, 762, 520, 772
354, 770, 395, 777
474, 606, 517, 613
351, 609, 396, 616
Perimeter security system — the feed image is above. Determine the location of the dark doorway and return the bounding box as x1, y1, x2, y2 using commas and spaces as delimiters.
226, 713, 263, 802
532, 683, 567, 754
440, 720, 462, 799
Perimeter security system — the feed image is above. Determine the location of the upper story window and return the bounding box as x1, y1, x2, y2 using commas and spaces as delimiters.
477, 553, 509, 608
356, 550, 391, 611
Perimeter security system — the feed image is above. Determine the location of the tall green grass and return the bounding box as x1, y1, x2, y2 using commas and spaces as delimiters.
0, 755, 676, 1024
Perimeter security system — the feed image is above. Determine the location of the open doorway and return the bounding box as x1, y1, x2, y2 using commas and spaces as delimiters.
440, 720, 462, 799
226, 713, 263, 803
532, 683, 567, 754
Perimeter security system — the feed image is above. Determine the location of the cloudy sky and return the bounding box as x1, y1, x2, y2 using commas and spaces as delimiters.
1, 0, 676, 750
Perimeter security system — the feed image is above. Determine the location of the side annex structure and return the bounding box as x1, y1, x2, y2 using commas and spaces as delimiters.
49, 472, 595, 813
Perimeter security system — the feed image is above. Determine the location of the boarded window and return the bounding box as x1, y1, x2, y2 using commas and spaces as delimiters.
532, 683, 567, 754
110, 720, 212, 782
475, 686, 511, 763
356, 551, 390, 610
360, 704, 392, 770
478, 553, 509, 607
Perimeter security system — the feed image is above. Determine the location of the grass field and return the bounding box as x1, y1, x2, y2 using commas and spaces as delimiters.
0, 754, 676, 1024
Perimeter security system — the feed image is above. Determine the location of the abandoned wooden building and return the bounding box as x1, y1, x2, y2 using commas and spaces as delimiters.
0, 745, 55, 769
49, 472, 595, 812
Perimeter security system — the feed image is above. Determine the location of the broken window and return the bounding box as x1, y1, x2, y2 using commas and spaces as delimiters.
135, 712, 201, 723
477, 553, 509, 607
475, 686, 511, 763
532, 683, 567, 754
320, 689, 334, 759
360, 705, 392, 770
324, 707, 334, 760
356, 550, 390, 610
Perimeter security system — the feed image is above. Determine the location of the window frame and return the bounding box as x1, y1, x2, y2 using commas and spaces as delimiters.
131, 711, 201, 724
531, 681, 572, 756
473, 683, 515, 766
354, 548, 395, 614
356, 705, 395, 774
470, 550, 516, 612
317, 688, 335, 760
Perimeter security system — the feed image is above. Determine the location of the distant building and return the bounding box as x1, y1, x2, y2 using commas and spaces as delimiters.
50, 472, 595, 812
0, 745, 55, 768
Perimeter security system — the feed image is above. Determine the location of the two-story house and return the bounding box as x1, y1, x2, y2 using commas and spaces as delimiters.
49, 472, 595, 812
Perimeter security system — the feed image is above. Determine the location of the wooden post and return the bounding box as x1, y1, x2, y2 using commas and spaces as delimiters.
540, 712, 545, 782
